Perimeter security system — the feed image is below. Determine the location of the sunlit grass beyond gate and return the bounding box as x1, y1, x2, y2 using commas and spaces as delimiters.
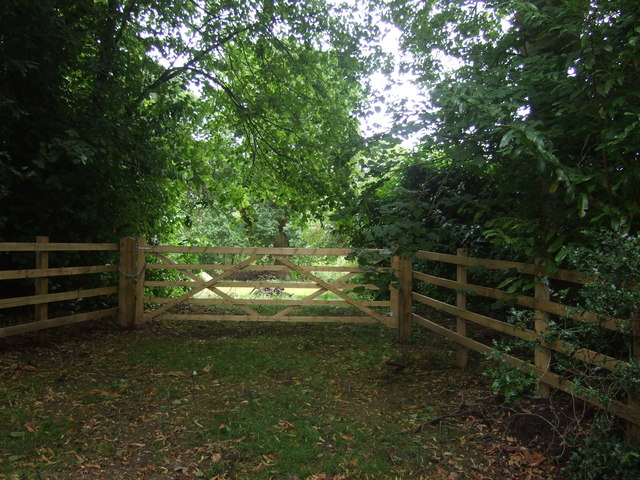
0, 321, 491, 480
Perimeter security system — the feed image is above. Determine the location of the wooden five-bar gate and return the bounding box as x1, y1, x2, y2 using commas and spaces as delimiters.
119, 237, 398, 328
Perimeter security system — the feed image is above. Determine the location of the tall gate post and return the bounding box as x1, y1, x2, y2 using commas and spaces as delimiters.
393, 255, 413, 344
534, 258, 551, 399
456, 248, 469, 368
118, 237, 137, 328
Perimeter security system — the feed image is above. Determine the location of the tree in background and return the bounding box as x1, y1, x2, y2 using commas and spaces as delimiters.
344, 0, 639, 267
0, 0, 377, 243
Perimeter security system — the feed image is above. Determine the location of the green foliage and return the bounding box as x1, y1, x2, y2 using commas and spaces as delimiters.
340, 0, 640, 266
0, 0, 379, 243
336, 143, 503, 256
568, 417, 640, 480
568, 230, 640, 320
484, 343, 539, 403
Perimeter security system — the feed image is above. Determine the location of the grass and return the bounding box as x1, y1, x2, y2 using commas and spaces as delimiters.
0, 320, 494, 480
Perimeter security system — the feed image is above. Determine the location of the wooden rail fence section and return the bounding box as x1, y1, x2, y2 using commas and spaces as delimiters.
0, 237, 119, 337
397, 249, 640, 442
1, 238, 638, 440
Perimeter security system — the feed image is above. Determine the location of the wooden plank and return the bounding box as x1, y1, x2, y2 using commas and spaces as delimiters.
535, 260, 552, 399
0, 242, 118, 252
456, 248, 468, 368
412, 313, 522, 364
0, 265, 117, 281
395, 256, 413, 343
0, 308, 118, 338
544, 341, 626, 371
415, 250, 593, 284
539, 370, 640, 426
413, 292, 537, 341
0, 286, 118, 309
413, 292, 625, 371
157, 314, 379, 324
146, 246, 361, 256
142, 280, 379, 290
144, 264, 378, 273
134, 237, 146, 325
143, 254, 265, 322
35, 236, 49, 325
118, 237, 136, 328
274, 255, 393, 327
143, 297, 390, 307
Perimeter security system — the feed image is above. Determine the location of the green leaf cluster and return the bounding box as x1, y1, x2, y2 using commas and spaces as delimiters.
343, 0, 639, 266
0, 0, 378, 243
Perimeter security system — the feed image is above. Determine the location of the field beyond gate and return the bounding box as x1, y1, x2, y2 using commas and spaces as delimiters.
130, 240, 396, 328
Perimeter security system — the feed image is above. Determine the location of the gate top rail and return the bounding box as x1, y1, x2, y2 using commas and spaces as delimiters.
144, 246, 390, 256
0, 242, 119, 252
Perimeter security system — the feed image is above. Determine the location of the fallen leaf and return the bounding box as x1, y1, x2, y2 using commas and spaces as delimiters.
278, 421, 294, 432
89, 389, 121, 398
23, 422, 38, 433
144, 387, 157, 397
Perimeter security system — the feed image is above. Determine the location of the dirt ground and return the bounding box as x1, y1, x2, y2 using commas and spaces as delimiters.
0, 318, 586, 480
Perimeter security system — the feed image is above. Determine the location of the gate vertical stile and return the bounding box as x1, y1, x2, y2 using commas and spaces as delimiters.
134, 237, 146, 325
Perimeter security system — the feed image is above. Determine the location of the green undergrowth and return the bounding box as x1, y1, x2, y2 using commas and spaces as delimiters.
0, 321, 488, 479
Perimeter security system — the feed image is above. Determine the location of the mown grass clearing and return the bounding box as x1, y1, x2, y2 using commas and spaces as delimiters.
0, 320, 564, 480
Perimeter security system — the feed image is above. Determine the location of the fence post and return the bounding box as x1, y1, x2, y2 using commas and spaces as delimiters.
534, 258, 551, 399
393, 255, 413, 344
456, 248, 469, 368
628, 311, 640, 444
134, 237, 146, 325
118, 237, 137, 328
390, 256, 399, 326
35, 236, 49, 325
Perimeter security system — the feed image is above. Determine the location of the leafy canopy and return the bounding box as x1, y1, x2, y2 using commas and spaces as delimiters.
342, 0, 639, 266
0, 0, 381, 242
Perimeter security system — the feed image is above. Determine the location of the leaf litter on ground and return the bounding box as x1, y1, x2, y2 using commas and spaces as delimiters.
0, 319, 572, 479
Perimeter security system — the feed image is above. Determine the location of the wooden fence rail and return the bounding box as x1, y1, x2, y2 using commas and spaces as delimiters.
0, 237, 119, 338
402, 248, 640, 443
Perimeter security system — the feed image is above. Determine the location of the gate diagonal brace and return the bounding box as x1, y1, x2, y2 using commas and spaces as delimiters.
149, 253, 260, 317
144, 254, 264, 322
273, 255, 393, 327
276, 270, 359, 317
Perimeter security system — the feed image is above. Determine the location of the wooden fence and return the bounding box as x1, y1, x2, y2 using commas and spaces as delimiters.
395, 248, 640, 442
1, 238, 638, 440
0, 236, 119, 338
